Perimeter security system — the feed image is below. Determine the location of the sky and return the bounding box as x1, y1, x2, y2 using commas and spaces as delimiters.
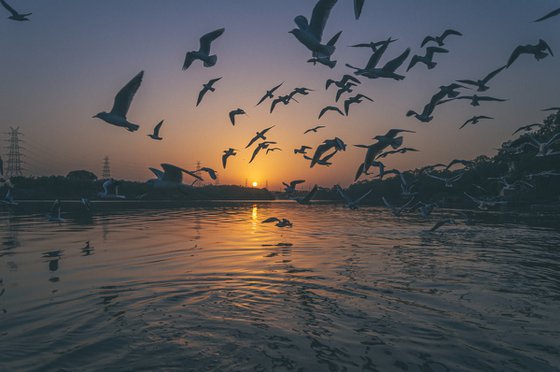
0, 0, 559, 189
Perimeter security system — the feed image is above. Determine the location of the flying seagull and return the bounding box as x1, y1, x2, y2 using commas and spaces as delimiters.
533, 7, 560, 22
456, 65, 506, 92
542, 107, 560, 112
406, 100, 437, 123
93, 71, 144, 132
304, 151, 337, 167
440, 94, 507, 107
294, 145, 312, 154
291, 184, 319, 204
421, 29, 462, 47
183, 28, 225, 70
283, 179, 305, 193
460, 115, 494, 129
270, 94, 298, 113
148, 120, 164, 140
512, 123, 543, 135
326, 74, 361, 90
289, 0, 341, 62
347, 47, 411, 80
246, 126, 275, 148
304, 125, 326, 134
249, 141, 277, 163
229, 108, 246, 126
47, 200, 66, 223
344, 94, 373, 115
197, 77, 222, 106
506, 39, 553, 68
382, 196, 415, 217
350, 38, 398, 52
262, 217, 293, 228
98, 179, 126, 199
0, 0, 31, 21
147, 163, 202, 190
335, 83, 355, 102
335, 185, 373, 209
266, 147, 282, 154
195, 167, 217, 180
222, 148, 237, 169
318, 105, 344, 119
256, 82, 284, 106
425, 171, 465, 188
407, 47, 448, 71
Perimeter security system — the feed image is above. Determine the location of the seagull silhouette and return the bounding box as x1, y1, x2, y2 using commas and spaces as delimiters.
183, 28, 225, 70
196, 77, 222, 106
148, 120, 164, 140
93, 71, 144, 132
0, 0, 31, 21
229, 108, 246, 126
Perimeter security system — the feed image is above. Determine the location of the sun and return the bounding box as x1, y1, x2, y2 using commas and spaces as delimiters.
252, 181, 258, 187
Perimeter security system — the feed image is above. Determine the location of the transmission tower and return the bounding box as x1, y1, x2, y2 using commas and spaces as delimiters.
102, 156, 111, 179
5, 127, 24, 177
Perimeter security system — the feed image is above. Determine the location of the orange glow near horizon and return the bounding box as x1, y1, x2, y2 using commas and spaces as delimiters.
252, 181, 258, 187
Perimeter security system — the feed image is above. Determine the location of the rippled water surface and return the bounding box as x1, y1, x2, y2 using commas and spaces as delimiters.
1, 201, 559, 371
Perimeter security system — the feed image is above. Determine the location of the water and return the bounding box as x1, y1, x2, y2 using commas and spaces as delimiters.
1, 202, 559, 371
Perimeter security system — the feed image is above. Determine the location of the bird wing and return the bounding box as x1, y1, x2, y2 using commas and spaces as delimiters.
406, 55, 420, 72
199, 28, 225, 55
545, 132, 560, 146
538, 39, 554, 56
356, 94, 373, 101
196, 87, 207, 106
477, 96, 506, 102
343, 99, 352, 116
0, 0, 18, 16
249, 145, 262, 163
160, 163, 184, 183
429, 220, 447, 232
482, 65, 506, 83
382, 48, 411, 72
420, 35, 436, 47
110, 71, 144, 118
441, 29, 462, 40
385, 129, 415, 138
290, 180, 306, 187
533, 7, 560, 22
365, 39, 392, 69
269, 82, 284, 94
335, 185, 352, 203
153, 120, 163, 136
353, 0, 364, 19
309, 0, 338, 41
262, 217, 281, 223
246, 134, 260, 149
302, 185, 319, 202
456, 79, 478, 86
229, 110, 236, 125
506, 45, 527, 67
260, 125, 275, 136
256, 93, 269, 106
355, 188, 373, 204
381, 196, 393, 209
425, 46, 449, 58
459, 118, 472, 129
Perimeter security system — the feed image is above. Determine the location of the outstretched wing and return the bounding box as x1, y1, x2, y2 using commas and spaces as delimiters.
309, 0, 338, 41
0, 0, 19, 17
482, 65, 506, 83
353, 0, 364, 19
506, 45, 528, 67
110, 71, 144, 118
153, 120, 163, 136
382, 48, 410, 72
199, 28, 225, 55
441, 29, 462, 40
533, 7, 560, 22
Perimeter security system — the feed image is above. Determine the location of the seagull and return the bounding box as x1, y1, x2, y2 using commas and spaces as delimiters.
460, 115, 494, 129
407, 47, 448, 71
310, 137, 346, 167
542, 107, 560, 112
266, 147, 282, 154
335, 83, 355, 102
291, 185, 319, 204
182, 28, 225, 70
375, 129, 415, 148
148, 120, 164, 140
445, 159, 473, 170
326, 75, 361, 90
425, 171, 465, 187
512, 123, 543, 135
406, 100, 437, 123
289, 0, 340, 61
283, 180, 305, 193
47, 200, 66, 222
429, 218, 456, 232
262, 217, 293, 227
305, 30, 342, 68
335, 185, 373, 209
421, 29, 462, 47
222, 148, 237, 169
0, 0, 31, 21
506, 39, 553, 68
246, 126, 275, 148
290, 87, 314, 97
229, 108, 246, 126
464, 192, 507, 210
347, 47, 411, 80
354, 0, 365, 19
304, 150, 337, 167
456, 65, 506, 92
397, 172, 418, 197
382, 196, 415, 217
270, 94, 298, 113
93, 71, 144, 132
432, 83, 466, 100
512, 133, 560, 156
344, 94, 373, 115
350, 38, 398, 52
294, 145, 312, 154
440, 94, 507, 107
257, 82, 284, 106
98, 179, 126, 199
526, 170, 560, 180
249, 141, 277, 163
196, 77, 222, 106
533, 7, 560, 22
318, 106, 344, 119
304, 125, 326, 134
147, 164, 202, 190
195, 167, 217, 180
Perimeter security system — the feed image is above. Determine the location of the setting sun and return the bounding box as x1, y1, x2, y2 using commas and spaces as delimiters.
252, 181, 258, 187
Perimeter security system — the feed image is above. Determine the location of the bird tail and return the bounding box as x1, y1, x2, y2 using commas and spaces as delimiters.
126, 123, 140, 132
391, 137, 403, 149
204, 55, 218, 67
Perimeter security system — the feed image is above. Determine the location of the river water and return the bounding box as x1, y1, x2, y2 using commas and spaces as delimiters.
1, 201, 559, 371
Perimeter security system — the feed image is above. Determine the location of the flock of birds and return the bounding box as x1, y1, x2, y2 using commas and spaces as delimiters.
1, 0, 560, 232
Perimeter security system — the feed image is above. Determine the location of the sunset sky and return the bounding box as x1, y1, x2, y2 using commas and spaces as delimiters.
0, 1, 558, 189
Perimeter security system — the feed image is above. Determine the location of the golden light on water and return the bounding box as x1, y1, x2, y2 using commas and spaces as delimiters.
252, 181, 258, 187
